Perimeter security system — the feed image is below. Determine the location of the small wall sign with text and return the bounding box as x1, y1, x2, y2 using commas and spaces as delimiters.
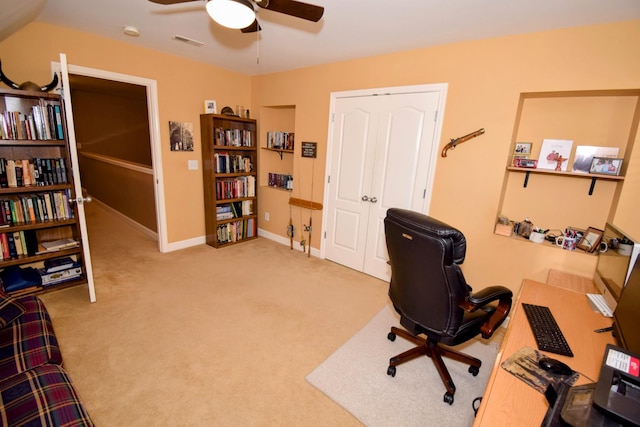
301, 142, 317, 158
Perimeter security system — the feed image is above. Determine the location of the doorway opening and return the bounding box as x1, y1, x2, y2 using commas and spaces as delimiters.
52, 62, 168, 252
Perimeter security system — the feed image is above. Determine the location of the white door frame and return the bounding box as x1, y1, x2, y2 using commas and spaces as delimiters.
50, 62, 168, 253
321, 83, 447, 260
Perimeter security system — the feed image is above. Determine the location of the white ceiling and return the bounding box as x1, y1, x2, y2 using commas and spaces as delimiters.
7, 0, 640, 76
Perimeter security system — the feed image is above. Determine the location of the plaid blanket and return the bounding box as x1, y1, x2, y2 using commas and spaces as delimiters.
0, 364, 93, 426
0, 297, 62, 380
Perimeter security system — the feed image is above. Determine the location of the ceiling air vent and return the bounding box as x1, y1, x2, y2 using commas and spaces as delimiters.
172, 35, 204, 47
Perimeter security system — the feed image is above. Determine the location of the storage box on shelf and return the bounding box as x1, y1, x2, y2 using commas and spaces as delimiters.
0, 88, 87, 296
201, 114, 258, 248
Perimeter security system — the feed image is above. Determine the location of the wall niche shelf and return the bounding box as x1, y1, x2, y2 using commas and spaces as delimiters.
507, 166, 625, 195
497, 88, 639, 240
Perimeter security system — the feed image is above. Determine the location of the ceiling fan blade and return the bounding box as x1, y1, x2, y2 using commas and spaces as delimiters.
148, 0, 199, 4
256, 0, 324, 22
241, 20, 261, 33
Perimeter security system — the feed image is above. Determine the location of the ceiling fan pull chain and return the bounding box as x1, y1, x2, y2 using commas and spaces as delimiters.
256, 16, 260, 64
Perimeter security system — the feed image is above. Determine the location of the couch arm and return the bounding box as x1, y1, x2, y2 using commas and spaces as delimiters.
459, 285, 513, 339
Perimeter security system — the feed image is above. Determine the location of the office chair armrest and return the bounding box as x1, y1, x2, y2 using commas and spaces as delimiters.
460, 286, 513, 339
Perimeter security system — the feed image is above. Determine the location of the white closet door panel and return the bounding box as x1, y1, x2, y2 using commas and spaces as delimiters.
324, 99, 378, 270
363, 91, 441, 281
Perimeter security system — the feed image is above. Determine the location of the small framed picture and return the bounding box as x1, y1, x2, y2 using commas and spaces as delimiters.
577, 227, 604, 253
589, 157, 623, 176
514, 142, 532, 155
204, 100, 217, 114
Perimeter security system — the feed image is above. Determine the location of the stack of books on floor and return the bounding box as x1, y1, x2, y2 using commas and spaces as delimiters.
38, 256, 83, 287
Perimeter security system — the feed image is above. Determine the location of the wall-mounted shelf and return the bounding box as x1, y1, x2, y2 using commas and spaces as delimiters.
261, 147, 293, 160
507, 167, 625, 195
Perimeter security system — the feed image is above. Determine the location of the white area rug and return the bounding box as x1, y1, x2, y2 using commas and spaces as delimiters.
306, 305, 503, 427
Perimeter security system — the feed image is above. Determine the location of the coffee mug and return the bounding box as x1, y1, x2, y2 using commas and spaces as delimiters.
598, 241, 608, 253
556, 235, 577, 251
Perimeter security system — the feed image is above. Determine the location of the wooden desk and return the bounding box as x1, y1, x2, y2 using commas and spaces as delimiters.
473, 279, 615, 426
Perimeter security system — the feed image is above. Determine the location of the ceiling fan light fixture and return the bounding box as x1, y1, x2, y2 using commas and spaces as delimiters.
206, 0, 256, 30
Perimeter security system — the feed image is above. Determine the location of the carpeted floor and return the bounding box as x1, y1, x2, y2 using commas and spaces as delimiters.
39, 202, 390, 426
306, 305, 504, 427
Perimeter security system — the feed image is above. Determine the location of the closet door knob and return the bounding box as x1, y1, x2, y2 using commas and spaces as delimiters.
370, 197, 378, 203
361, 195, 370, 202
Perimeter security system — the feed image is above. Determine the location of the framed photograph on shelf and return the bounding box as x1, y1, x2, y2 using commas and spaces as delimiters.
514, 142, 532, 156
204, 100, 217, 114
513, 142, 532, 166
572, 145, 619, 173
577, 227, 604, 253
589, 157, 623, 176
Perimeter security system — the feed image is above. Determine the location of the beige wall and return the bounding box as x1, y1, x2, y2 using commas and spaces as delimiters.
1, 20, 639, 293
251, 20, 640, 293
0, 22, 252, 243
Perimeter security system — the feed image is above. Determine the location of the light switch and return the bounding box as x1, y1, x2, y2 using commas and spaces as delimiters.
188, 160, 198, 170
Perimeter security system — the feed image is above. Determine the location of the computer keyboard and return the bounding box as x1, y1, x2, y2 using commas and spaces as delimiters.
521, 303, 574, 357
586, 293, 613, 317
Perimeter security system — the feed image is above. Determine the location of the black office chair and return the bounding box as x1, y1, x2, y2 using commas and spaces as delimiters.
384, 208, 513, 405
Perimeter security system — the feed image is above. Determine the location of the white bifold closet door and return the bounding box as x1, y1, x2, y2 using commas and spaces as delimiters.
323, 85, 446, 281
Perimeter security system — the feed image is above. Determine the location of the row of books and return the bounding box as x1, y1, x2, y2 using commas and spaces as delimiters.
213, 127, 253, 147
216, 218, 256, 244
0, 157, 68, 188
268, 173, 293, 190
0, 100, 65, 141
213, 152, 253, 174
0, 230, 78, 260
216, 176, 256, 200
0, 190, 74, 227
215, 200, 254, 220
265, 131, 294, 150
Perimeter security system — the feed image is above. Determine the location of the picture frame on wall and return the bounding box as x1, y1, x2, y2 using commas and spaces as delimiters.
169, 121, 194, 152
577, 227, 604, 252
589, 157, 623, 176
204, 100, 217, 114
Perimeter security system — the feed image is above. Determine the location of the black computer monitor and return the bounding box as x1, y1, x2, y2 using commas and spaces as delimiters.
612, 254, 640, 354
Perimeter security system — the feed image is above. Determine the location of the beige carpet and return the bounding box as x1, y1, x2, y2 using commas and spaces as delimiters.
39, 202, 390, 426
306, 305, 504, 427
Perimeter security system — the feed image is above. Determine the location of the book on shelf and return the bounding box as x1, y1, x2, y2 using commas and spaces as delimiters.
38, 238, 79, 253
242, 200, 254, 216
266, 132, 294, 150
216, 211, 234, 220
0, 103, 64, 142
39, 264, 82, 287
43, 256, 76, 273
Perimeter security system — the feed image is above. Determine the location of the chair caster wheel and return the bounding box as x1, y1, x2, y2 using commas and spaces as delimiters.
469, 365, 480, 376
387, 332, 396, 341
444, 392, 454, 405
387, 366, 396, 377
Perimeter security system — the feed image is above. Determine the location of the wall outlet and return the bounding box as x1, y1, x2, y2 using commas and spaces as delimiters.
264, 212, 270, 221
188, 160, 198, 170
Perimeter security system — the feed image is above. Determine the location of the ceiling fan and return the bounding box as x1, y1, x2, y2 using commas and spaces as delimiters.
148, 0, 324, 33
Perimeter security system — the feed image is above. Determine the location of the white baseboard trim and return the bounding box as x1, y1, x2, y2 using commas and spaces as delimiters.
257, 228, 321, 258
128, 226, 319, 255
